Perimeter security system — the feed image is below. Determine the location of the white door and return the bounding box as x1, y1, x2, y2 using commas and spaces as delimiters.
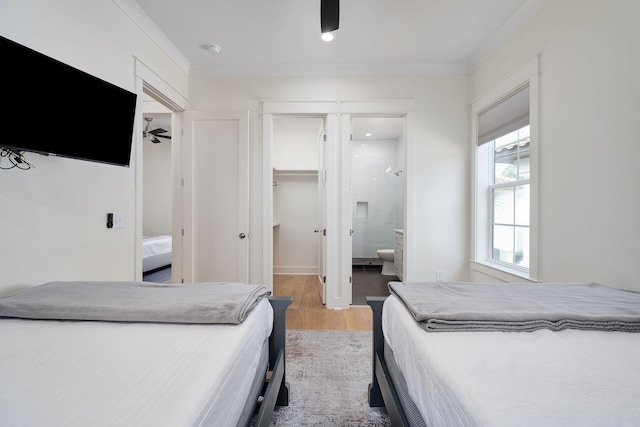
317, 122, 327, 303
182, 111, 249, 283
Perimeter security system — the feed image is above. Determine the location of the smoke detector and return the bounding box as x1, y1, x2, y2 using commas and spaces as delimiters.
206, 43, 221, 54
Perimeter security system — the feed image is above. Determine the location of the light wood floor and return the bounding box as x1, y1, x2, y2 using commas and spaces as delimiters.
273, 275, 373, 331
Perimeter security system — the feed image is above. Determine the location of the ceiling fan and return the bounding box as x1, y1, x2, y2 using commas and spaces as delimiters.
143, 117, 171, 143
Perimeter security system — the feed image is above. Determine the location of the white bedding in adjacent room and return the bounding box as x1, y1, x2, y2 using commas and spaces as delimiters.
142, 234, 172, 258
382, 294, 640, 427
0, 297, 273, 426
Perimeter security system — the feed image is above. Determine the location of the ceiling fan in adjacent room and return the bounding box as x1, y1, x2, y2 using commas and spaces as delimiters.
143, 117, 171, 143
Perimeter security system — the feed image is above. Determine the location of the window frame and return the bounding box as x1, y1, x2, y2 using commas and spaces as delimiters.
470, 56, 540, 282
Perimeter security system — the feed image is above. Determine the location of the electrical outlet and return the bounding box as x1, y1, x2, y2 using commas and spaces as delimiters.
112, 213, 123, 229
436, 271, 443, 282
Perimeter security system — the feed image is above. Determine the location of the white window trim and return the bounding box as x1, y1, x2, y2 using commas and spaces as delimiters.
470, 55, 540, 282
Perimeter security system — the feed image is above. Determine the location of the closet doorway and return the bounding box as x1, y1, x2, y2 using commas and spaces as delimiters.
272, 117, 326, 302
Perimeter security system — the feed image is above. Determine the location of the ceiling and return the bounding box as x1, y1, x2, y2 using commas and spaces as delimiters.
132, 0, 547, 77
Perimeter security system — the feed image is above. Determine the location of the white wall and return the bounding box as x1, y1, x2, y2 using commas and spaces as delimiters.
273, 175, 318, 274
470, 0, 640, 290
142, 136, 172, 236
0, 0, 188, 294
188, 75, 470, 285
273, 117, 320, 170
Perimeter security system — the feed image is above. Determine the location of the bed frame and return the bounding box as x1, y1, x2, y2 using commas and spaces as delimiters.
367, 296, 425, 427
253, 296, 293, 427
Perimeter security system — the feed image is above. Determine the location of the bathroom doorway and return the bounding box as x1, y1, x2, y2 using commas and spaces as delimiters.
350, 117, 405, 305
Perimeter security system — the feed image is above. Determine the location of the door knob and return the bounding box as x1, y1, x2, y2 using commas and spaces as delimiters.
239, 233, 246, 239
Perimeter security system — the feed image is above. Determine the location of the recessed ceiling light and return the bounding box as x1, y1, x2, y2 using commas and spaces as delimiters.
365, 132, 372, 137
321, 32, 334, 42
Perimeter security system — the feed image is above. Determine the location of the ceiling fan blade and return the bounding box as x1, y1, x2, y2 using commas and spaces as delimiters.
151, 137, 162, 143
149, 128, 168, 135
155, 134, 172, 139
321, 0, 339, 33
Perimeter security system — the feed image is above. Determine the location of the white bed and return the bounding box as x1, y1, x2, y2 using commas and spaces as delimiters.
0, 281, 292, 427
368, 282, 640, 427
142, 235, 172, 273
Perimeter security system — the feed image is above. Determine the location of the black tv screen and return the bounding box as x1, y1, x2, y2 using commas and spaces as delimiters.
1, 35, 137, 167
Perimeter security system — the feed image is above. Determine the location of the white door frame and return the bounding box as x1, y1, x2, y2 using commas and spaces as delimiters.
262, 101, 339, 299
263, 100, 415, 309
341, 101, 416, 299
317, 121, 327, 303
133, 58, 189, 283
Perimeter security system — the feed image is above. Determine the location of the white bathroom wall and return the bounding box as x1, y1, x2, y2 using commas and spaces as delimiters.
352, 138, 401, 259
394, 136, 404, 235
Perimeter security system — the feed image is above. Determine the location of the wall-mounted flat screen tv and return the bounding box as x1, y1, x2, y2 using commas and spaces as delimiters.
0, 35, 137, 167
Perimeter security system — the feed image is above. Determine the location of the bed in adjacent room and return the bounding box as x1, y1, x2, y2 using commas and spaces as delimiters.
0, 280, 291, 427
368, 281, 640, 427
142, 234, 172, 273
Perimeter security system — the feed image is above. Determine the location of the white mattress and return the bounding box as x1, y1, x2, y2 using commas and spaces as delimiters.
142, 235, 172, 258
0, 298, 273, 427
382, 294, 640, 427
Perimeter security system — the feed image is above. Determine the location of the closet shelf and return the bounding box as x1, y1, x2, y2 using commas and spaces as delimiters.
273, 169, 318, 176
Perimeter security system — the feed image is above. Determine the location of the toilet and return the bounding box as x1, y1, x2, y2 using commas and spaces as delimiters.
376, 249, 395, 276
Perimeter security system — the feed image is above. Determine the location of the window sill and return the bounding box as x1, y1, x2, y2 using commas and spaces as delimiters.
470, 260, 537, 283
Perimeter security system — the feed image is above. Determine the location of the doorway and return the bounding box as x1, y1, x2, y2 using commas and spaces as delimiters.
350, 117, 405, 305
139, 90, 175, 282
272, 117, 325, 301
141, 96, 173, 283
263, 100, 413, 309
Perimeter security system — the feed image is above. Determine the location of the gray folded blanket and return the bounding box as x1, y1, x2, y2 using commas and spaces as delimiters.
0, 281, 270, 324
389, 281, 640, 332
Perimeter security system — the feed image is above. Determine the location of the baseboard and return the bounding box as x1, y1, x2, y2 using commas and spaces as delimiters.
273, 267, 317, 275
352, 258, 382, 267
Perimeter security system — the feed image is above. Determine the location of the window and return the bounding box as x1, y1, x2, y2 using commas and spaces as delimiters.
471, 57, 538, 280
490, 124, 530, 268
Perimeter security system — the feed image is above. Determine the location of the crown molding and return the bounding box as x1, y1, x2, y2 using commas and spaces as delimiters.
112, 0, 191, 74
189, 61, 469, 77
469, 0, 550, 72
114, 0, 548, 78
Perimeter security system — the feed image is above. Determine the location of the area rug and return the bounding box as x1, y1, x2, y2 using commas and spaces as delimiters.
268, 329, 391, 426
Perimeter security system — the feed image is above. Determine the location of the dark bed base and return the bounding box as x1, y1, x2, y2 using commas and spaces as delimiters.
251, 296, 292, 427
367, 296, 426, 427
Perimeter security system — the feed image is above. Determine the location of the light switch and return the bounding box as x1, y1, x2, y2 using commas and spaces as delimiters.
112, 213, 123, 229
